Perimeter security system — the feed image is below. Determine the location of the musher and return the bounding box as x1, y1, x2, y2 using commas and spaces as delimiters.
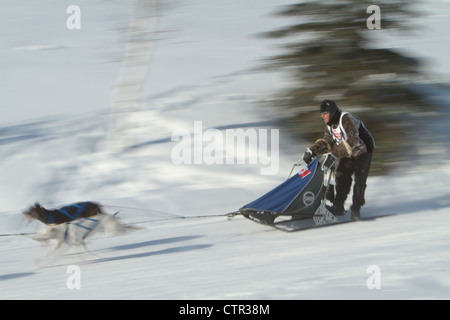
303, 100, 375, 220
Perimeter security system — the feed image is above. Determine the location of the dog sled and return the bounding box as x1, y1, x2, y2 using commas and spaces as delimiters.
235, 153, 342, 231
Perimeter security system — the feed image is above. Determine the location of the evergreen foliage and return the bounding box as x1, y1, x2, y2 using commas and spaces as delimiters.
261, 0, 436, 174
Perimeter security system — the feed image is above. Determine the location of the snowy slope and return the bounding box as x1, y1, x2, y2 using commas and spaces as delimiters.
1, 0, 450, 300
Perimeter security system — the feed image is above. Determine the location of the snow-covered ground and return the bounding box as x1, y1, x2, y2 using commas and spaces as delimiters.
1, 0, 449, 300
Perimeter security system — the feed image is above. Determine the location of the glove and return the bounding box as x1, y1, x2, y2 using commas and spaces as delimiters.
302, 148, 313, 164
310, 139, 331, 155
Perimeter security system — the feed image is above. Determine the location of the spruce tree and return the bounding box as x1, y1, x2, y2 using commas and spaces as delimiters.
261, 0, 435, 174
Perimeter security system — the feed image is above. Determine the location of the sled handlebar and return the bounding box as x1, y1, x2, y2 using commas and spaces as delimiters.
288, 153, 335, 179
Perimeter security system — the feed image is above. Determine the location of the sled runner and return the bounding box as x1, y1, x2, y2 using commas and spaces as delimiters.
236, 153, 340, 231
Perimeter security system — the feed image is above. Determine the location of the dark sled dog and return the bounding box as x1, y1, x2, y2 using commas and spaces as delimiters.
23, 202, 103, 225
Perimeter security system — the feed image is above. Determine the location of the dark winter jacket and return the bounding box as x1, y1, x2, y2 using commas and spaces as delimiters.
311, 111, 375, 159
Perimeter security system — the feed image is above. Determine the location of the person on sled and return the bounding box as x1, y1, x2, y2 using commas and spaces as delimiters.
303, 100, 375, 220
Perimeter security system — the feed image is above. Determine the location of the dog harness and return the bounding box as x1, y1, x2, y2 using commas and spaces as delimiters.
47, 202, 90, 224
63, 217, 101, 242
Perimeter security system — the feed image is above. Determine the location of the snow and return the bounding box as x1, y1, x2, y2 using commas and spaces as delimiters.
1, 0, 449, 300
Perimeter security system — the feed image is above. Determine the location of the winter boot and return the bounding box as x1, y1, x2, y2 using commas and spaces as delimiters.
350, 205, 360, 221
326, 202, 345, 216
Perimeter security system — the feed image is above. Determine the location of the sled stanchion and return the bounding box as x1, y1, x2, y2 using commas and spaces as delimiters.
322, 159, 335, 201
287, 164, 297, 179
287, 157, 304, 179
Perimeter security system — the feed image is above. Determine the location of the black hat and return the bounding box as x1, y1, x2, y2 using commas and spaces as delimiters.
320, 100, 341, 125
320, 100, 337, 113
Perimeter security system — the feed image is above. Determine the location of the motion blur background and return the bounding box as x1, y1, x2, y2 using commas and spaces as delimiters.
256, 0, 450, 174
1, 0, 449, 182
1, 0, 450, 300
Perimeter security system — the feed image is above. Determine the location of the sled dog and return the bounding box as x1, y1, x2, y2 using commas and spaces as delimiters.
33, 214, 140, 256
